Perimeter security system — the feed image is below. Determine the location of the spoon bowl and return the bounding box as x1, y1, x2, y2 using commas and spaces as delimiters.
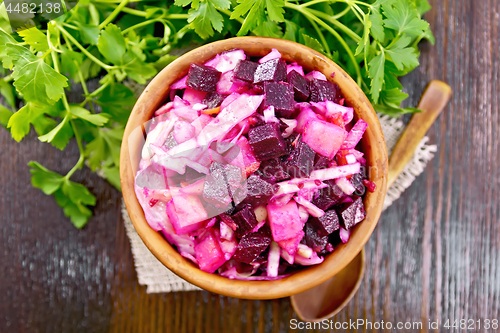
291, 249, 365, 322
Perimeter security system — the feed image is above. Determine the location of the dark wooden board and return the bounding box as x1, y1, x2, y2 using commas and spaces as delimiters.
1, 0, 500, 331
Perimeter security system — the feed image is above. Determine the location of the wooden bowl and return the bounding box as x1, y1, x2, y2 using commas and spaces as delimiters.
120, 37, 388, 300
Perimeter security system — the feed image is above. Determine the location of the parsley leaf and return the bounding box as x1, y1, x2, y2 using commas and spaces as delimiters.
6, 44, 68, 107
17, 27, 49, 52
385, 36, 419, 70
368, 53, 385, 104
97, 24, 127, 65
29, 161, 96, 228
187, 1, 226, 38
0, 104, 13, 128
383, 1, 429, 36
69, 105, 109, 126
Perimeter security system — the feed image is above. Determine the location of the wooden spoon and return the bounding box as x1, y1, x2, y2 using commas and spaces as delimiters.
290, 80, 452, 322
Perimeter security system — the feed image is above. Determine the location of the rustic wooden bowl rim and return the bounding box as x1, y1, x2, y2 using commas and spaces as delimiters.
120, 37, 388, 300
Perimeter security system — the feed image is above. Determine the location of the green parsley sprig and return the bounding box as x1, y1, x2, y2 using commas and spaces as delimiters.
0, 0, 433, 228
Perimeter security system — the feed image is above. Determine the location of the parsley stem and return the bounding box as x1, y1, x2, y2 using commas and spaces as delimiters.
304, 15, 331, 55
299, 0, 334, 7
65, 121, 85, 180
120, 7, 147, 17
122, 19, 162, 34
99, 0, 129, 29
332, 5, 353, 20
58, 25, 116, 71
286, 3, 362, 85
305, 8, 361, 42
2, 74, 12, 82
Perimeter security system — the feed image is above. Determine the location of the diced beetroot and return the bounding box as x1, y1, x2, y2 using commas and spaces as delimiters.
232, 205, 259, 238
166, 194, 208, 234
286, 63, 304, 76
283, 139, 316, 178
287, 70, 310, 102
225, 136, 260, 176
310, 209, 340, 237
259, 158, 290, 182
202, 162, 243, 209
173, 120, 195, 144
183, 88, 207, 105
254, 58, 287, 83
263, 81, 295, 117
205, 49, 246, 73
305, 71, 327, 81
259, 48, 281, 63
171, 75, 187, 89
195, 229, 227, 273
295, 107, 318, 133
303, 119, 347, 158
234, 60, 259, 82
217, 70, 249, 95
350, 172, 366, 195
278, 230, 304, 256
309, 79, 342, 103
233, 227, 272, 264
267, 200, 303, 242
186, 63, 221, 92
311, 182, 346, 210
202, 92, 225, 109
314, 154, 330, 170
363, 179, 377, 192
304, 222, 329, 253
248, 122, 287, 161
239, 174, 278, 207
337, 196, 366, 229
340, 119, 368, 150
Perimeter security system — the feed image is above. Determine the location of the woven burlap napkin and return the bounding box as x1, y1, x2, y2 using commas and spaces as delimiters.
121, 114, 437, 293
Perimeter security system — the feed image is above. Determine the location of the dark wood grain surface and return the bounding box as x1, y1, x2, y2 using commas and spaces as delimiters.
1, 0, 500, 332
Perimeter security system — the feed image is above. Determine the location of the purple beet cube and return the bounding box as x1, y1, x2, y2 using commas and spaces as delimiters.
287, 70, 310, 101
309, 79, 342, 103
259, 158, 290, 182
233, 227, 272, 264
202, 92, 225, 109
240, 174, 279, 207
202, 162, 244, 209
312, 181, 345, 210
248, 122, 287, 161
263, 81, 295, 117
234, 60, 259, 82
284, 139, 316, 178
304, 222, 329, 252
350, 172, 366, 196
314, 154, 330, 170
186, 63, 221, 92
253, 58, 287, 83
232, 205, 259, 238
202, 162, 233, 208
337, 196, 366, 229
310, 210, 340, 237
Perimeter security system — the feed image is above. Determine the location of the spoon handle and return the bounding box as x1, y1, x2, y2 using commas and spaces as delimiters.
387, 80, 452, 188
